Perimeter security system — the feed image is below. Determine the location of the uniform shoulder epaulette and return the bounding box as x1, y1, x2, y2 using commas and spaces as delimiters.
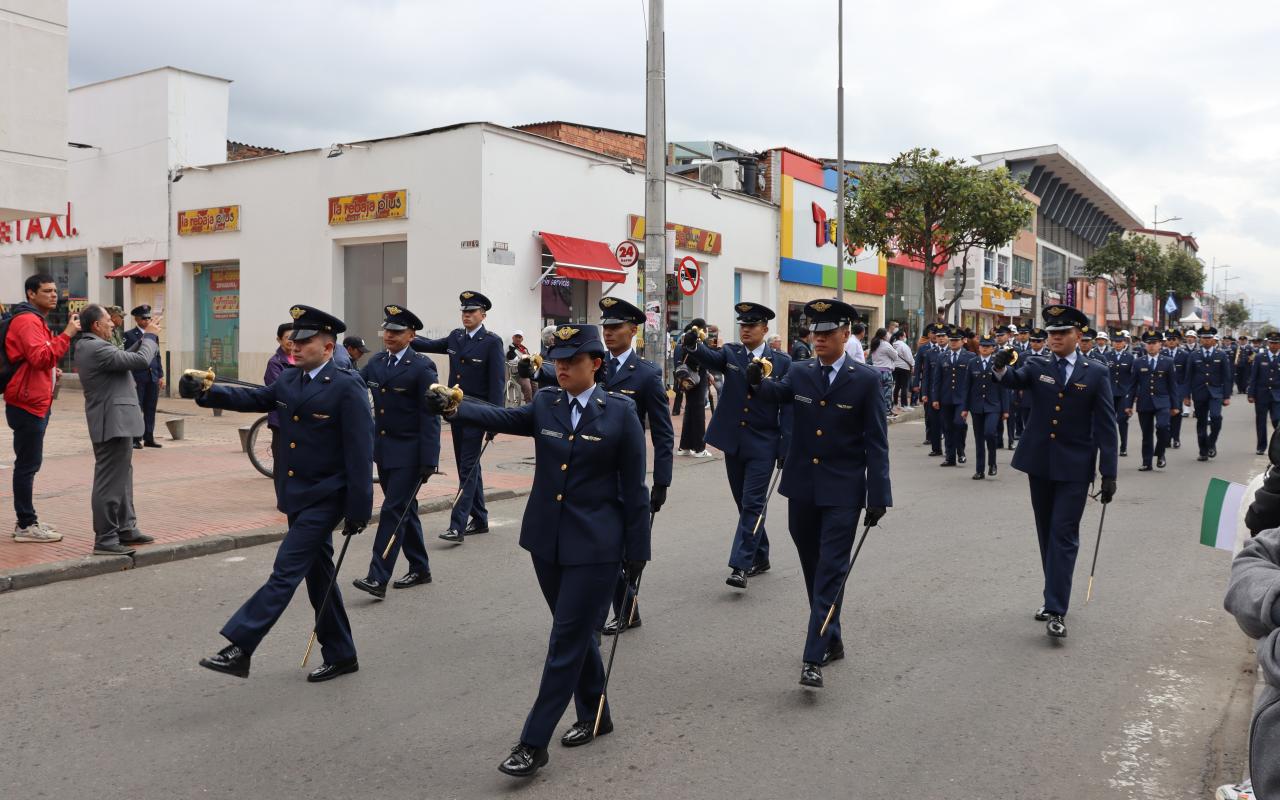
849, 360, 878, 376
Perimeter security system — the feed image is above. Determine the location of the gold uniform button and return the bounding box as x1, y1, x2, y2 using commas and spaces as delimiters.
568, 435, 575, 441
1055, 405, 1061, 411
812, 457, 820, 464
292, 415, 299, 422
743, 407, 750, 413
1050, 433, 1056, 439
1052, 420, 1058, 425
1058, 392, 1064, 398
381, 388, 387, 393
556, 493, 563, 501
289, 442, 296, 449
560, 464, 567, 471
820, 400, 827, 407
816, 430, 823, 436
380, 430, 386, 435
740, 421, 747, 427
379, 409, 384, 415
287, 470, 295, 476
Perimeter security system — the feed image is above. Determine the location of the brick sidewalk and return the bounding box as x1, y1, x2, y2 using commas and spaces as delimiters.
0, 389, 535, 585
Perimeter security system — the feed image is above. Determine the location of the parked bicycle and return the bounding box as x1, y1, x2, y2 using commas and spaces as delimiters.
246, 414, 274, 478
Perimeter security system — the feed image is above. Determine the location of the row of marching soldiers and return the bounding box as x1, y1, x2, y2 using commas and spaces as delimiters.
174, 291, 891, 779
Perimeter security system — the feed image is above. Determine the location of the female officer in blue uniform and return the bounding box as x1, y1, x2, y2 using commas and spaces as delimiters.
181, 305, 373, 682
748, 299, 891, 689
429, 324, 650, 778
962, 334, 1009, 479
411, 291, 506, 543
992, 304, 1117, 640
352, 304, 440, 599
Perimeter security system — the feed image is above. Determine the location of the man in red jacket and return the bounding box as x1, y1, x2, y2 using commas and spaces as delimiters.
4, 273, 80, 542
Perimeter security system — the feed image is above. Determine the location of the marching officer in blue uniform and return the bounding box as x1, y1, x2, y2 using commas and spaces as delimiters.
351, 305, 440, 600
1127, 331, 1179, 470
428, 324, 650, 778
995, 325, 1020, 448
917, 323, 946, 456
1098, 330, 1136, 457
1186, 326, 1233, 461
748, 298, 890, 688
182, 305, 373, 682
123, 304, 164, 449
962, 334, 1009, 480
931, 326, 975, 467
1014, 327, 1048, 440
679, 301, 792, 592
412, 291, 506, 543
595, 296, 673, 634
1248, 332, 1280, 454
1078, 326, 1100, 360
1237, 335, 1257, 395
1168, 329, 1190, 449
992, 304, 1117, 640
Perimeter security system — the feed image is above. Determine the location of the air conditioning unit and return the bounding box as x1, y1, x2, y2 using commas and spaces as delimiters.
697, 161, 743, 191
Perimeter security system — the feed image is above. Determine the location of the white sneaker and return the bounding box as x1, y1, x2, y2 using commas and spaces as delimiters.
692, 450, 713, 458
37, 520, 58, 533
13, 522, 62, 543
677, 449, 690, 456
1217, 779, 1254, 800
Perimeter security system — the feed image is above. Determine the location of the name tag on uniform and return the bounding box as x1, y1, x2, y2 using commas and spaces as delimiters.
795, 395, 813, 404
837, 403, 853, 410
1039, 374, 1056, 384
620, 389, 636, 394
472, 358, 484, 364
539, 428, 563, 439
393, 387, 407, 393
581, 434, 603, 441
1138, 368, 1149, 373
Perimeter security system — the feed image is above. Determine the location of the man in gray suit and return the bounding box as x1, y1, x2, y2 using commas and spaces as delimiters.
74, 304, 159, 555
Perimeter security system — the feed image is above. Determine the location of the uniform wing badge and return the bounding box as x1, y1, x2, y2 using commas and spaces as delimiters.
555, 326, 579, 341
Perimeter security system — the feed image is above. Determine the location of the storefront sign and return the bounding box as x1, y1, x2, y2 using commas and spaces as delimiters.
627, 215, 722, 256
0, 203, 77, 245
208, 267, 240, 292
614, 241, 639, 268
178, 206, 240, 236
327, 190, 407, 225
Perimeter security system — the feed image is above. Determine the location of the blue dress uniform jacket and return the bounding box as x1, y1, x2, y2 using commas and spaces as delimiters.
412, 325, 505, 532
1249, 350, 1280, 450
122, 327, 164, 383
360, 349, 441, 470
964, 355, 1009, 469
1102, 347, 1136, 453
451, 385, 650, 749
1127, 353, 1179, 467
689, 340, 793, 573
359, 348, 441, 584
1187, 346, 1234, 457
195, 360, 374, 664
753, 357, 892, 664
452, 386, 650, 565
600, 353, 674, 487
122, 326, 163, 442
932, 348, 975, 459
916, 343, 944, 450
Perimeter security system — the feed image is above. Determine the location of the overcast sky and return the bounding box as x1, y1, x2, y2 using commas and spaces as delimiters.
68, 0, 1280, 320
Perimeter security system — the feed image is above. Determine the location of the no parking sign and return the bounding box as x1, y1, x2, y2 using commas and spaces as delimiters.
677, 256, 701, 296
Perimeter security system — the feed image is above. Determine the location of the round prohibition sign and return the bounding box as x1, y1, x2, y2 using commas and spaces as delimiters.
677, 256, 701, 296
614, 241, 639, 268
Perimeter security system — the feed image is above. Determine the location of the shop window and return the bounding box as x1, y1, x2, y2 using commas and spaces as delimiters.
36, 254, 87, 372
983, 250, 995, 282
539, 248, 589, 326
1013, 256, 1033, 288
997, 254, 1010, 286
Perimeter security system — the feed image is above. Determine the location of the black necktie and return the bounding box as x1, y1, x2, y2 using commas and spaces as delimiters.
570, 398, 583, 428
607, 357, 619, 381
1056, 358, 1069, 385
302, 372, 312, 385
822, 365, 834, 384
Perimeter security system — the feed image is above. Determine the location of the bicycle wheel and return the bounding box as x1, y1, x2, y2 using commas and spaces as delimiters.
247, 415, 274, 478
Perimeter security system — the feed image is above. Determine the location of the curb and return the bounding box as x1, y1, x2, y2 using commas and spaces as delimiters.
0, 485, 532, 595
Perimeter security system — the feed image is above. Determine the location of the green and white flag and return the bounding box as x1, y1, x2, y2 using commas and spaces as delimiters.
1201, 478, 1247, 552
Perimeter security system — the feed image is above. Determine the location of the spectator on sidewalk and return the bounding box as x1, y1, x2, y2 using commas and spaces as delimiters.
123, 305, 164, 449
506, 330, 534, 403
264, 322, 296, 468
844, 322, 867, 363
74, 303, 158, 555
891, 330, 915, 409
791, 327, 813, 362
106, 306, 125, 349
4, 273, 79, 544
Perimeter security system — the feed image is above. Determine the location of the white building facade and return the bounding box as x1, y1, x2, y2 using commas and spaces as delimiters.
0, 0, 68, 221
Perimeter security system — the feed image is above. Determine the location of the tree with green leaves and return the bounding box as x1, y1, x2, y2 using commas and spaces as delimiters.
1219, 299, 1249, 330
846, 148, 1035, 325
1083, 232, 1165, 328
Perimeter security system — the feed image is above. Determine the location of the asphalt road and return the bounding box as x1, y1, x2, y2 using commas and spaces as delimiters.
0, 404, 1263, 800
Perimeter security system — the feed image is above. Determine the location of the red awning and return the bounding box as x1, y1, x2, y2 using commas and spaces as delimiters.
105, 260, 166, 279
540, 232, 626, 282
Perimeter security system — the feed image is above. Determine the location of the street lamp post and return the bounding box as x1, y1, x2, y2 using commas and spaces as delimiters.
835, 0, 845, 303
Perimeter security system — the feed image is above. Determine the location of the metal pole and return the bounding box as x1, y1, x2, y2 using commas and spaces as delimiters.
835, 0, 845, 302
644, 0, 669, 385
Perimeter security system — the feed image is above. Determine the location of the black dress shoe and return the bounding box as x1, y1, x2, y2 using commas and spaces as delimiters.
958, 454, 967, 464
133, 440, 143, 450
1197, 454, 1209, 462
439, 528, 464, 543
1034, 606, 1050, 621
928, 450, 943, 457
601, 615, 640, 636
93, 542, 135, 556
1046, 615, 1067, 638
560, 718, 613, 748
465, 520, 490, 535
1259, 448, 1267, 456
392, 571, 432, 589
1209, 448, 1217, 458
799, 663, 823, 688
118, 531, 154, 544
1172, 440, 1181, 449
306, 658, 358, 683
725, 569, 747, 589
746, 560, 771, 577
1119, 449, 1127, 457
988, 464, 997, 476
199, 644, 251, 678
1138, 464, 1153, 471
972, 471, 985, 480
144, 439, 163, 448
352, 577, 386, 599
498, 743, 549, 777
1157, 455, 1167, 468
939, 460, 956, 467
820, 642, 845, 666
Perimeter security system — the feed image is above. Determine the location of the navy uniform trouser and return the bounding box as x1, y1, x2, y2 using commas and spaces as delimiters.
1138, 410, 1171, 466
1192, 394, 1225, 453
449, 425, 488, 531
924, 402, 941, 450
521, 556, 615, 749
135, 381, 158, 441
724, 453, 774, 570
787, 501, 861, 664
970, 411, 1000, 468
941, 403, 967, 459
1256, 398, 1280, 450
1017, 405, 1030, 436
1113, 395, 1130, 451
221, 495, 355, 664
1026, 477, 1090, 616
1171, 390, 1186, 441
366, 466, 431, 583
1238, 371, 1251, 394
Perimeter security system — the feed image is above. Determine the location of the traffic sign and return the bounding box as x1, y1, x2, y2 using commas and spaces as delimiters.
677, 256, 701, 296
614, 241, 639, 268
